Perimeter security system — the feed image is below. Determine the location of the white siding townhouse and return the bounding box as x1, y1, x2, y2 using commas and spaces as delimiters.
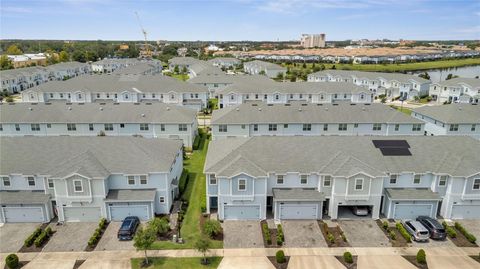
204, 136, 480, 221
168, 57, 203, 72
21, 74, 209, 111
208, 57, 241, 69
412, 104, 480, 140
308, 70, 431, 100
243, 60, 287, 78
217, 76, 373, 108
187, 61, 224, 78
0, 136, 183, 223
112, 62, 162, 75
91, 58, 144, 74
211, 102, 425, 139
0, 102, 198, 147
428, 78, 480, 104
45, 61, 92, 80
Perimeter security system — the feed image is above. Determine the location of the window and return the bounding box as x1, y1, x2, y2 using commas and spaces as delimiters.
0, 124, 2, 131
303, 124, 312, 131
60, 93, 64, 98
89, 124, 94, 131
354, 178, 363, 190
153, 93, 157, 98
338, 123, 347, 131
284, 124, 288, 128
210, 175, 217, 185
31, 124, 40, 131
67, 123, 76, 131
373, 123, 382, 131
323, 124, 328, 131
299, 94, 303, 98
253, 124, 258, 131
300, 175, 308, 184
241, 124, 245, 129
238, 179, 246, 191
354, 123, 358, 128
97, 93, 100, 98
15, 124, 20, 131
275, 94, 279, 100
2, 177, 10, 187
395, 124, 400, 131
439, 176, 447, 186
390, 175, 397, 184
47, 124, 51, 128
127, 176, 135, 185
140, 175, 147, 185
47, 179, 54, 189
50, 93, 54, 98
120, 123, 125, 128
323, 176, 332, 187
104, 124, 113, 131
77, 93, 82, 99
471, 124, 476, 132
269, 124, 277, 131
73, 180, 83, 192
412, 124, 422, 131
159, 196, 165, 203
161, 124, 165, 131
106, 93, 110, 98
473, 178, 480, 190
414, 175, 421, 184
219, 125, 228, 132
140, 123, 149, 131
449, 124, 459, 132
277, 175, 284, 185
179, 124, 187, 131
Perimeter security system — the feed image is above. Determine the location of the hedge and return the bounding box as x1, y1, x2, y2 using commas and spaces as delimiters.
88, 218, 108, 248
416, 249, 426, 264
442, 221, 457, 238
34, 230, 49, 247
203, 219, 221, 238
178, 169, 189, 195
382, 221, 389, 230
343, 251, 353, 264
5, 254, 19, 269
276, 224, 284, 246
24, 228, 42, 247
396, 222, 412, 243
276, 250, 286, 263
389, 230, 396, 240
262, 223, 271, 245
192, 135, 201, 150
455, 222, 476, 243
326, 232, 335, 244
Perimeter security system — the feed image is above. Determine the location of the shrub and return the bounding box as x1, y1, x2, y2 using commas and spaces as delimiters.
262, 223, 271, 245
203, 219, 222, 238
24, 228, 42, 247
389, 230, 396, 240
34, 230, 48, 248
416, 249, 426, 264
327, 232, 335, 244
99, 218, 107, 229
275, 250, 286, 263
178, 169, 189, 195
5, 254, 19, 269
88, 237, 97, 248
442, 221, 457, 238
192, 135, 201, 150
382, 220, 389, 230
455, 222, 476, 243
396, 222, 412, 243
340, 232, 347, 242
343, 251, 353, 264
150, 217, 170, 236
45, 227, 53, 236
277, 224, 284, 245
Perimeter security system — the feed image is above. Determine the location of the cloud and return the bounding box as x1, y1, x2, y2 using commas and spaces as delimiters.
0, 6, 33, 13
255, 0, 374, 14
457, 26, 480, 33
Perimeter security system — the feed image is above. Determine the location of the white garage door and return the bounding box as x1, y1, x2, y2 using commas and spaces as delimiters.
109, 205, 150, 221
63, 207, 101, 222
393, 204, 433, 220
3, 207, 45, 223
279, 204, 318, 219
451, 205, 480, 219
224, 205, 260, 220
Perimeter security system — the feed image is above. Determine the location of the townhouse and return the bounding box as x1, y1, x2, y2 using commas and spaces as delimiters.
243, 60, 287, 78
204, 136, 480, 221
0, 102, 198, 147
111, 62, 162, 75
208, 57, 241, 69
91, 58, 142, 74
211, 102, 425, 139
188, 73, 237, 95
412, 104, 480, 139
0, 136, 183, 223
46, 61, 92, 80
428, 78, 480, 104
168, 57, 203, 72
188, 61, 224, 78
307, 70, 431, 100
217, 76, 372, 108
21, 74, 209, 111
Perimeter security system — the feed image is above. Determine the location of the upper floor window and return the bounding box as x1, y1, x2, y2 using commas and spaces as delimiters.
219, 125, 228, 132
395, 124, 400, 131
449, 124, 459, 132
27, 176, 35, 186
412, 124, 422, 132
323, 124, 328, 131
473, 178, 480, 190
179, 124, 187, 132
209, 175, 217, 185
67, 123, 76, 131
277, 175, 284, 185
160, 124, 165, 131
439, 176, 447, 186
471, 124, 476, 132
2, 177, 10, 187
300, 175, 308, 184
275, 94, 279, 100
15, 124, 20, 131
354, 123, 358, 128
373, 123, 382, 131
127, 176, 135, 185
324, 176, 332, 187
159, 196, 165, 203
89, 124, 94, 131
238, 179, 246, 191
390, 175, 397, 184
269, 124, 277, 131
140, 175, 148, 185
47, 178, 54, 189
104, 124, 114, 131
253, 124, 258, 131
354, 178, 363, 190
303, 124, 312, 131
414, 175, 421, 184
31, 124, 40, 131
338, 123, 347, 131
0, 124, 3, 131
140, 123, 149, 131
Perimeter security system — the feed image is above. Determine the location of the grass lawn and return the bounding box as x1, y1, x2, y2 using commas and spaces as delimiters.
131, 257, 222, 269
390, 105, 412, 115
150, 133, 223, 250
168, 73, 189, 81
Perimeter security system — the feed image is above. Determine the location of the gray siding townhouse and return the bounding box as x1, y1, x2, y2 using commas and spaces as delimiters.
21, 75, 209, 111
428, 78, 480, 104
91, 58, 143, 74
46, 61, 92, 80
208, 57, 241, 68
0, 102, 198, 147
412, 104, 480, 140
307, 70, 431, 100
112, 62, 162, 75
205, 136, 480, 221
0, 136, 183, 223
187, 62, 224, 78
243, 60, 287, 78
168, 57, 203, 72
211, 102, 424, 139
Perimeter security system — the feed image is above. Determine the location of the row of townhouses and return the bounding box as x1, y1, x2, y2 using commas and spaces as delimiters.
90, 58, 161, 74
0, 136, 183, 223
208, 57, 241, 68
204, 136, 480, 221
210, 102, 425, 139
0, 102, 198, 147
428, 78, 480, 104
243, 60, 287, 78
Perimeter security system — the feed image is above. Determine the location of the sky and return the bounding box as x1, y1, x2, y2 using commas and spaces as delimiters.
1, 0, 479, 41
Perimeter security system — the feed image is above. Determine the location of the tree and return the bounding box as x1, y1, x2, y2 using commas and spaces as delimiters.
174, 65, 179, 73
259, 70, 266, 75
418, 72, 430, 80
0, 55, 13, 70
331, 65, 336, 70
194, 236, 211, 265
446, 73, 458, 80
276, 72, 284, 81
149, 217, 170, 236
133, 226, 156, 266
182, 66, 188, 74
302, 62, 307, 68
59, 51, 70, 62
72, 51, 86, 62
203, 219, 222, 238
6, 45, 22, 55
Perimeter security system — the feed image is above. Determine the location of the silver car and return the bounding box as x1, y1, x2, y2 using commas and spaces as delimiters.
402, 220, 430, 242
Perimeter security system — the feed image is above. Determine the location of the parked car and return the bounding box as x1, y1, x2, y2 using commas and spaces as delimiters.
118, 216, 140, 241
402, 220, 430, 242
351, 206, 369, 216
416, 216, 447, 240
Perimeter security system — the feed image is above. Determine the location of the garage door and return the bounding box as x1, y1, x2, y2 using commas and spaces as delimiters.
393, 204, 433, 219
279, 204, 318, 219
109, 205, 150, 221
63, 207, 101, 222
3, 207, 45, 223
451, 205, 480, 219
224, 205, 260, 220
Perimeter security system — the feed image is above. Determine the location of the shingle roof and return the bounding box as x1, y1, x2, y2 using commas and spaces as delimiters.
112, 63, 159, 75
413, 104, 480, 124
105, 189, 156, 201
0, 191, 51, 204
273, 188, 325, 201
309, 70, 430, 84
432, 78, 480, 88
385, 188, 442, 200
244, 60, 286, 71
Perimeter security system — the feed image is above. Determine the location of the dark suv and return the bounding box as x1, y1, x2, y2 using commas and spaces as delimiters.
117, 216, 140, 241
416, 216, 447, 240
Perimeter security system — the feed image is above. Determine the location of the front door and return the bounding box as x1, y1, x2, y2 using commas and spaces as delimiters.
323, 199, 330, 216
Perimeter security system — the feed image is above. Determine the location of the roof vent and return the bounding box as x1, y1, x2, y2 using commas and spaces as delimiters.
141, 113, 146, 117
258, 107, 262, 111
301, 103, 307, 106
350, 103, 356, 106
252, 103, 258, 106
333, 103, 338, 106
113, 102, 119, 105
298, 108, 302, 111
166, 107, 170, 111
134, 102, 140, 105
67, 107, 72, 110
235, 107, 240, 111
362, 107, 366, 111
146, 102, 152, 105
458, 107, 462, 110
364, 103, 371, 105
99, 107, 103, 111
28, 107, 33, 111
267, 104, 273, 106
325, 107, 328, 111
99, 102, 106, 105
284, 103, 291, 106
66, 102, 72, 105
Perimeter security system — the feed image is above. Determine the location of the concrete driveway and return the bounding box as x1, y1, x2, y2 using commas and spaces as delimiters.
218, 257, 274, 269
79, 259, 131, 269
24, 259, 76, 269
357, 255, 417, 269
427, 255, 479, 269
223, 221, 263, 248
94, 222, 135, 251
43, 222, 98, 252
458, 220, 480, 242
282, 220, 327, 247
338, 220, 389, 247
288, 256, 345, 269
0, 223, 40, 253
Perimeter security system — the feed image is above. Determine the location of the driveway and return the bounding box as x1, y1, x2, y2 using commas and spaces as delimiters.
358, 255, 416, 269
288, 256, 345, 269
458, 220, 480, 242
0, 223, 40, 253
338, 220, 389, 247
281, 220, 327, 247
94, 222, 135, 251
24, 259, 76, 269
218, 257, 274, 269
223, 221, 263, 248
411, 237, 455, 247
79, 259, 130, 269
427, 255, 479, 269
43, 222, 98, 252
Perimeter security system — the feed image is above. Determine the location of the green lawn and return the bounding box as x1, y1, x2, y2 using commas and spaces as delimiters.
390, 105, 412, 115
168, 73, 189, 81
131, 257, 222, 269
150, 133, 223, 250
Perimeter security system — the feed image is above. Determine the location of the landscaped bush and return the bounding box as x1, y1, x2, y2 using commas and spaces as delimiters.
343, 251, 353, 264
442, 221, 457, 238
34, 230, 49, 247
262, 223, 271, 245
276, 224, 284, 245
341, 231, 347, 242
327, 232, 335, 244
99, 218, 107, 230
389, 230, 396, 240
455, 222, 477, 243
178, 169, 189, 194
200, 189, 207, 213
5, 254, 19, 269
193, 135, 201, 150
203, 219, 222, 238
382, 220, 389, 230
87, 225, 105, 249
396, 222, 412, 243
45, 227, 53, 236
24, 228, 42, 247
150, 217, 170, 236
416, 249, 426, 264
275, 250, 286, 263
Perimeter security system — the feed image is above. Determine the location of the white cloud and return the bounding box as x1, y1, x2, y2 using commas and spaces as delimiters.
256, 0, 373, 14
457, 26, 480, 34
0, 6, 33, 14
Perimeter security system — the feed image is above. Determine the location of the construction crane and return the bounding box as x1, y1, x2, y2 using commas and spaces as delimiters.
134, 11, 152, 58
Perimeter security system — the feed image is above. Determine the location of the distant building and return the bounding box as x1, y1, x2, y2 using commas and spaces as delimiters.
119, 44, 129, 50
7, 53, 47, 68
300, 34, 326, 48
